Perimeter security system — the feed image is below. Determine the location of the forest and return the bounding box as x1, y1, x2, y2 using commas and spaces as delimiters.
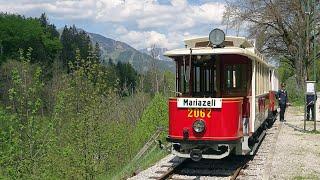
0, 13, 174, 179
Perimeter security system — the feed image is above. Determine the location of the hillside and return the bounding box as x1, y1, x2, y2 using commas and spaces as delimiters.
88, 33, 175, 73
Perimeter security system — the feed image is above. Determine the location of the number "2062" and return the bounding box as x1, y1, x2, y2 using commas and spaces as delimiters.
187, 109, 212, 118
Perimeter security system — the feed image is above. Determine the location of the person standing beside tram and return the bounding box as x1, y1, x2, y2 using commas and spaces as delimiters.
277, 83, 289, 122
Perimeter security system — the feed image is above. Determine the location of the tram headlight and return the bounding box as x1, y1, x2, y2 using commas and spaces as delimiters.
193, 119, 205, 133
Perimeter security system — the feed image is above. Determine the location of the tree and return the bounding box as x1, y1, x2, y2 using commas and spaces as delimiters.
60, 25, 92, 72
0, 13, 61, 77
115, 61, 138, 96
224, 0, 320, 88
94, 42, 101, 61
149, 44, 160, 93
39, 13, 60, 39
0, 48, 57, 178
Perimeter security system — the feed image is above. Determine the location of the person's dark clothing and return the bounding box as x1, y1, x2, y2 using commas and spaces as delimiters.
277, 89, 288, 121
306, 94, 317, 120
277, 89, 288, 105
279, 103, 286, 121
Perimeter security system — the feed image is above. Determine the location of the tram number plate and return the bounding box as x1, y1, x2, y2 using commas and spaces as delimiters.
188, 109, 212, 118
177, 98, 222, 108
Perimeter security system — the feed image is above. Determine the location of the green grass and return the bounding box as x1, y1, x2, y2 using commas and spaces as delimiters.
308, 130, 320, 134
293, 173, 319, 180
300, 129, 320, 134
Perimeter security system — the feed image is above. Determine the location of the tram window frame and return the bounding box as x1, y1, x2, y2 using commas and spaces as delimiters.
176, 56, 215, 97
223, 63, 247, 94
194, 66, 201, 92
177, 59, 190, 95
256, 62, 261, 95
192, 59, 215, 97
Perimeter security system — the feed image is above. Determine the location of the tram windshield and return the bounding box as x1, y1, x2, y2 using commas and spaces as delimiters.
176, 55, 250, 98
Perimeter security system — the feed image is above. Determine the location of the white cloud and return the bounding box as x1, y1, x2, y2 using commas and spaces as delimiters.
171, 0, 188, 8
191, 3, 225, 23
94, 0, 225, 30
116, 29, 178, 49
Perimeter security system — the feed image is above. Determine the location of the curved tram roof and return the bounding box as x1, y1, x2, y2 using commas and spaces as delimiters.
164, 36, 270, 67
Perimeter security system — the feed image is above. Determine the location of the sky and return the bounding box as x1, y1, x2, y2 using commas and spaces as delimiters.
0, 0, 232, 50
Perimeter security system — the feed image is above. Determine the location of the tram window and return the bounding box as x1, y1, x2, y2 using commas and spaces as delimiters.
206, 69, 210, 91
233, 69, 236, 88
255, 62, 260, 95
195, 66, 200, 92
226, 66, 232, 88
178, 57, 215, 97
178, 64, 189, 94
179, 65, 184, 92
214, 69, 217, 92
192, 62, 214, 97
224, 64, 247, 91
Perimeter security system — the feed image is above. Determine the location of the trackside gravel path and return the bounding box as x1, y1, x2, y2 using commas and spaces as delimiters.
270, 106, 320, 179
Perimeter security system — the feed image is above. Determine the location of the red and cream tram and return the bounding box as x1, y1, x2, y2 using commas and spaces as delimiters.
164, 29, 279, 161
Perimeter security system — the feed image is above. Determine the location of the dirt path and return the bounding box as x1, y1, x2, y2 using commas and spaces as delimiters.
270, 106, 320, 179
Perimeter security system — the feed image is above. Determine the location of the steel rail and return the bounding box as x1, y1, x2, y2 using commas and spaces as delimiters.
156, 159, 187, 180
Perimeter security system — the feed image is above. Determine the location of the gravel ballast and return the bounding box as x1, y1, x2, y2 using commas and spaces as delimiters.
270, 106, 320, 179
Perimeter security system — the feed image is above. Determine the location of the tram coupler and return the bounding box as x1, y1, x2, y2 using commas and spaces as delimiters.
190, 149, 202, 161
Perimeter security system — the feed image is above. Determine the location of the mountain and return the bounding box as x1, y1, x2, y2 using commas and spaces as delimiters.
58, 27, 175, 73
88, 33, 175, 73
139, 47, 172, 61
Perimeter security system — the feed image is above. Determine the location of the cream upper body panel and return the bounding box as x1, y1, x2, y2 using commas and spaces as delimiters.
164, 36, 269, 66
164, 47, 269, 67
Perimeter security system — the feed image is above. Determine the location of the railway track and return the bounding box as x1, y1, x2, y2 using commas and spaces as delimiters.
137, 119, 282, 180
155, 155, 249, 180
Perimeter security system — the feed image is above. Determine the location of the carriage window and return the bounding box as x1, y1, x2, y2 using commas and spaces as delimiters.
224, 64, 247, 91
178, 63, 190, 94
206, 69, 210, 91
192, 60, 214, 97
195, 66, 200, 92
177, 56, 215, 97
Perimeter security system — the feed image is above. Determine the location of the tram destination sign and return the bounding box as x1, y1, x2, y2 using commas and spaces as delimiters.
177, 98, 222, 108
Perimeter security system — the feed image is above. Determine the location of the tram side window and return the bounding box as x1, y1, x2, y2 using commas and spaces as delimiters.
224, 64, 248, 96
224, 64, 247, 92
178, 64, 189, 94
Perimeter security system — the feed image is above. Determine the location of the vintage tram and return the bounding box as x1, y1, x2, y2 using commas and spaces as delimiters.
164, 29, 279, 161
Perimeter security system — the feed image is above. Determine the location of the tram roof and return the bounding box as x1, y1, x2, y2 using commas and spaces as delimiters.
164, 36, 270, 67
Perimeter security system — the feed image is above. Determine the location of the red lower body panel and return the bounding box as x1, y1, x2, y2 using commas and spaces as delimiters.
168, 98, 243, 141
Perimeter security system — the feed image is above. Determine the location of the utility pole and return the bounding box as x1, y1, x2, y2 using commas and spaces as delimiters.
303, 0, 311, 131
312, 0, 318, 131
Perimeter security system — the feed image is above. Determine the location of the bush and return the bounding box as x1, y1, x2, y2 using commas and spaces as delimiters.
132, 93, 168, 151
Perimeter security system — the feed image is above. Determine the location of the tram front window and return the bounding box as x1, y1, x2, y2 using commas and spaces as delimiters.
177, 56, 217, 97
192, 60, 215, 97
